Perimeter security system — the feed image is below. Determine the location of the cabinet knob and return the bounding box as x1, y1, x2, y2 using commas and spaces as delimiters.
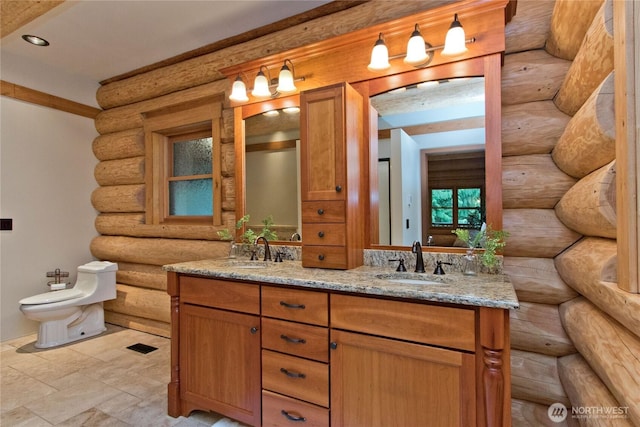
318, 231, 325, 238
317, 208, 324, 215
336, 185, 342, 192
318, 254, 325, 261
250, 327, 259, 334
330, 342, 338, 350
281, 410, 307, 422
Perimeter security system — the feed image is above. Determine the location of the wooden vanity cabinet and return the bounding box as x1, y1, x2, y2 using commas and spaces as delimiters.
300, 82, 364, 270
168, 274, 262, 426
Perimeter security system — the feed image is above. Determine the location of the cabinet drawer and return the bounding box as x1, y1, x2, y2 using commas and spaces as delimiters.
262, 287, 328, 326
262, 318, 329, 362
301, 246, 347, 269
262, 350, 329, 407
302, 223, 346, 246
180, 276, 260, 314
302, 201, 345, 223
331, 294, 476, 352
262, 390, 329, 427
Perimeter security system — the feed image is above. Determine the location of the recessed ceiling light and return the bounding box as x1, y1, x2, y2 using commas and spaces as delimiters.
22, 35, 49, 46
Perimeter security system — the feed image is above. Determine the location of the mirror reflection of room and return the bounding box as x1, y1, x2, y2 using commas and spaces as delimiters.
245, 107, 302, 241
372, 76, 485, 247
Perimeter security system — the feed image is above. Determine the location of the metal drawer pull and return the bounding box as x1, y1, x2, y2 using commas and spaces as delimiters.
317, 208, 324, 215
318, 231, 324, 238
280, 334, 306, 344
280, 301, 306, 309
280, 367, 306, 378
335, 185, 342, 192
318, 254, 325, 261
281, 410, 307, 422
250, 327, 259, 334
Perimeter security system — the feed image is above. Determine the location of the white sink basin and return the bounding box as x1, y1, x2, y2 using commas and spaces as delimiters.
375, 273, 446, 286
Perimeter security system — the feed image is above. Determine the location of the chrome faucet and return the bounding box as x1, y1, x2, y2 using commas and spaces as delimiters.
254, 236, 272, 261
411, 241, 425, 273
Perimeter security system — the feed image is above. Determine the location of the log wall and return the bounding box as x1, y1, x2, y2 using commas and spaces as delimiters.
89, 0, 640, 424
502, 0, 640, 425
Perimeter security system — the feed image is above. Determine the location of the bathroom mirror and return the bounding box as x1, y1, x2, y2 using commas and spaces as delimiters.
235, 96, 302, 242
361, 55, 502, 250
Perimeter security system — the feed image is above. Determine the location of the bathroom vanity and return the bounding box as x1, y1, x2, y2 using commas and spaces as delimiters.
165, 259, 518, 427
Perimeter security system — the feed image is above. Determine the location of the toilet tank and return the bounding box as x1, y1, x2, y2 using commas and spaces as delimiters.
76, 261, 118, 303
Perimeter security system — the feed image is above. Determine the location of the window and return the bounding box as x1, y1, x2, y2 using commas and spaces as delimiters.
430, 186, 483, 229
144, 101, 222, 225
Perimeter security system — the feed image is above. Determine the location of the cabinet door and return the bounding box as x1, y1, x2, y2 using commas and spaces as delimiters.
180, 304, 261, 426
300, 84, 346, 201
330, 329, 476, 427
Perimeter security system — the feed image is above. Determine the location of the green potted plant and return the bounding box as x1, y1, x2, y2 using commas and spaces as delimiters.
217, 214, 278, 257
452, 225, 509, 274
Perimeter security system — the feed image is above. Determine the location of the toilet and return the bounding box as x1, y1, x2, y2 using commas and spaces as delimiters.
19, 261, 118, 348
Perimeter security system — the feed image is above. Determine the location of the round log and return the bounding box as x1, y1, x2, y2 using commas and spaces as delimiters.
91, 184, 145, 213
115, 262, 167, 291
503, 257, 578, 305
511, 349, 570, 406
503, 154, 577, 209
510, 301, 576, 357
91, 235, 229, 266
504, 0, 554, 54
511, 398, 576, 427
95, 212, 229, 240
221, 141, 235, 177
104, 283, 171, 323
502, 101, 571, 157
558, 353, 634, 427
104, 311, 169, 338
95, 1, 438, 109
503, 209, 582, 258
554, 0, 614, 116
92, 128, 144, 161
95, 81, 227, 135
560, 297, 640, 425
94, 156, 145, 186
552, 72, 615, 178
555, 161, 616, 239
545, 0, 604, 60
555, 237, 640, 338
501, 50, 571, 106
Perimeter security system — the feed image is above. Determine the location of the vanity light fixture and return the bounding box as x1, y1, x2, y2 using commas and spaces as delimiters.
283, 106, 300, 114
367, 14, 475, 71
228, 59, 304, 103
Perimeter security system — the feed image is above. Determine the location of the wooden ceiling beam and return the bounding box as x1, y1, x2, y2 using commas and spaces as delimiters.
0, 0, 65, 38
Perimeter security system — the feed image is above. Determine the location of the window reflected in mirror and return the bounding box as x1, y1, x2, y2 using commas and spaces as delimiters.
371, 76, 485, 247
245, 107, 301, 241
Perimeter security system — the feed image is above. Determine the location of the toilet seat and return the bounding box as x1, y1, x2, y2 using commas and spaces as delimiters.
19, 289, 84, 305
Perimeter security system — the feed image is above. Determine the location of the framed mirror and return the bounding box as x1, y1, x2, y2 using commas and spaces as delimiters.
358, 54, 503, 250
235, 95, 302, 242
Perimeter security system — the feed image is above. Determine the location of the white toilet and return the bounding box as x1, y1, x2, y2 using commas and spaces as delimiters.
19, 261, 118, 348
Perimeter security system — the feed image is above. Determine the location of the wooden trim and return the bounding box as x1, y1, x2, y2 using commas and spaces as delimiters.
245, 139, 296, 153
614, 0, 639, 293
0, 1, 65, 38
0, 80, 100, 119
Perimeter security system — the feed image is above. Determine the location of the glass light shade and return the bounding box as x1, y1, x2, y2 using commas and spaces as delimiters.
367, 34, 390, 71
276, 64, 296, 93
229, 76, 248, 102
251, 70, 271, 97
441, 14, 468, 56
404, 24, 428, 66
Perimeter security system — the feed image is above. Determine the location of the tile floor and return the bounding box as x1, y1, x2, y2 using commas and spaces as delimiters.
1, 324, 234, 426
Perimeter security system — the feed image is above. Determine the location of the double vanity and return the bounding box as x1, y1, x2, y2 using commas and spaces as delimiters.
165, 255, 518, 427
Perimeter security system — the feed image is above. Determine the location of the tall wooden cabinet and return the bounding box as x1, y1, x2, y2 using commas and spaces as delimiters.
300, 82, 364, 269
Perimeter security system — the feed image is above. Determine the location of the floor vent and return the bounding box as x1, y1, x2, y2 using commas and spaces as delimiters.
126, 343, 158, 354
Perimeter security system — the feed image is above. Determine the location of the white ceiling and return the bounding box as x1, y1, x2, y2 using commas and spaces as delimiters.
0, 1, 330, 108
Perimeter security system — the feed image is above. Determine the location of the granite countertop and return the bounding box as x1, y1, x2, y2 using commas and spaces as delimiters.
164, 258, 519, 310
